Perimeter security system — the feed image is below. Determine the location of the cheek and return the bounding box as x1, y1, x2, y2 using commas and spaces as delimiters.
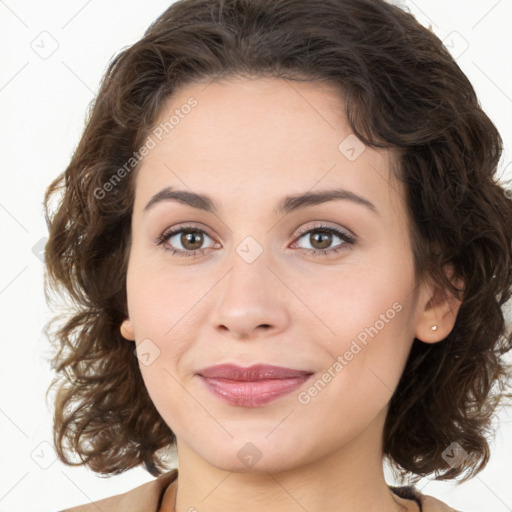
125, 255, 205, 409
296, 257, 416, 392
296, 259, 413, 342
126, 248, 212, 340
137, 366, 200, 442
295, 290, 414, 435
128, 265, 202, 433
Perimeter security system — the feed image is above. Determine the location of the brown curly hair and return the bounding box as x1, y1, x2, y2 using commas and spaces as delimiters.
43, 0, 512, 483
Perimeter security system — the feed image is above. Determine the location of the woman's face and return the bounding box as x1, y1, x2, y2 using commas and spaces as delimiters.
122, 76, 432, 473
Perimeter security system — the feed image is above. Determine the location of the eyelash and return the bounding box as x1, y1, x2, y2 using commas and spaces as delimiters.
155, 223, 356, 258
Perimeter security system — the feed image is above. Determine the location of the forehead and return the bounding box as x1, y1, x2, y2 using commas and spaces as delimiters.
133, 77, 402, 218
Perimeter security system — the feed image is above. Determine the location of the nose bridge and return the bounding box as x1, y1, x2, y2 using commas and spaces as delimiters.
210, 235, 289, 337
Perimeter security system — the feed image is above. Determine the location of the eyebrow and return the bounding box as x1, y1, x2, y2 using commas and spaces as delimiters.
143, 186, 378, 215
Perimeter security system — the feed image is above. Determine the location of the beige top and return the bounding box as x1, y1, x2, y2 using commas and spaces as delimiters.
60, 468, 460, 512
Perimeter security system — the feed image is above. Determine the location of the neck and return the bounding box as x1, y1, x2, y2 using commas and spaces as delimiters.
171, 408, 412, 512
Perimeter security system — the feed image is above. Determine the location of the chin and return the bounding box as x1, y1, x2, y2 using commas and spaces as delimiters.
194, 435, 311, 474
208, 452, 300, 474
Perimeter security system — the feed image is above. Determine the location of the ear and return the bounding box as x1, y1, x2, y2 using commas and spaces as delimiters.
120, 318, 135, 341
415, 265, 464, 344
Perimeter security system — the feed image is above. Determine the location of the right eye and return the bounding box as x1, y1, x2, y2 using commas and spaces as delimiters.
156, 225, 218, 257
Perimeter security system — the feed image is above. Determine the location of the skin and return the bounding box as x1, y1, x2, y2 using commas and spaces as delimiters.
120, 76, 462, 512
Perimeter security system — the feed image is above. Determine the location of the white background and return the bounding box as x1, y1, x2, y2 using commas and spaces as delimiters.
0, 1, 511, 511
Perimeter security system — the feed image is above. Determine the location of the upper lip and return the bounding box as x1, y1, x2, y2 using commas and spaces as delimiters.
196, 363, 313, 381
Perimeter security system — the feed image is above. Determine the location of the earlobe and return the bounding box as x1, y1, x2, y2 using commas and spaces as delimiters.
120, 319, 135, 341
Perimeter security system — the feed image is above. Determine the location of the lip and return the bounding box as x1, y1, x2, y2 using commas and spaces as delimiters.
196, 364, 313, 407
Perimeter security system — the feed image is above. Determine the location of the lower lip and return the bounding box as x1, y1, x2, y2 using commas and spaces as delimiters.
199, 375, 312, 407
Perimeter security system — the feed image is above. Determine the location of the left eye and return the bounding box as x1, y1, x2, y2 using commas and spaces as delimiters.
292, 226, 355, 253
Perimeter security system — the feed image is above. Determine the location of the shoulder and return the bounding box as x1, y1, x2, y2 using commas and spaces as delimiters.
58, 472, 462, 512
58, 469, 178, 512
420, 493, 463, 512
390, 485, 463, 512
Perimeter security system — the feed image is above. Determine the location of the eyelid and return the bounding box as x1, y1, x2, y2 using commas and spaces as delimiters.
155, 222, 217, 246
294, 222, 355, 239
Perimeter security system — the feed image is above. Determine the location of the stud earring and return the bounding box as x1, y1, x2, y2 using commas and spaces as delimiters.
428, 298, 439, 333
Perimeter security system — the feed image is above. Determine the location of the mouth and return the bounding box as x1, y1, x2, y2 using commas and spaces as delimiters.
196, 363, 314, 407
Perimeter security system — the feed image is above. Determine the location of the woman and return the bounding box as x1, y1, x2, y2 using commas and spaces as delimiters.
43, 0, 512, 511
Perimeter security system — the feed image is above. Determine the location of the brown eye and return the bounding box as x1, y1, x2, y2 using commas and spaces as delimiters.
180, 230, 204, 250
308, 231, 333, 250
157, 226, 217, 256
293, 225, 356, 255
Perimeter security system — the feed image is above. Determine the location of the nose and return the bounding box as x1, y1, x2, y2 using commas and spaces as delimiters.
209, 248, 291, 340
